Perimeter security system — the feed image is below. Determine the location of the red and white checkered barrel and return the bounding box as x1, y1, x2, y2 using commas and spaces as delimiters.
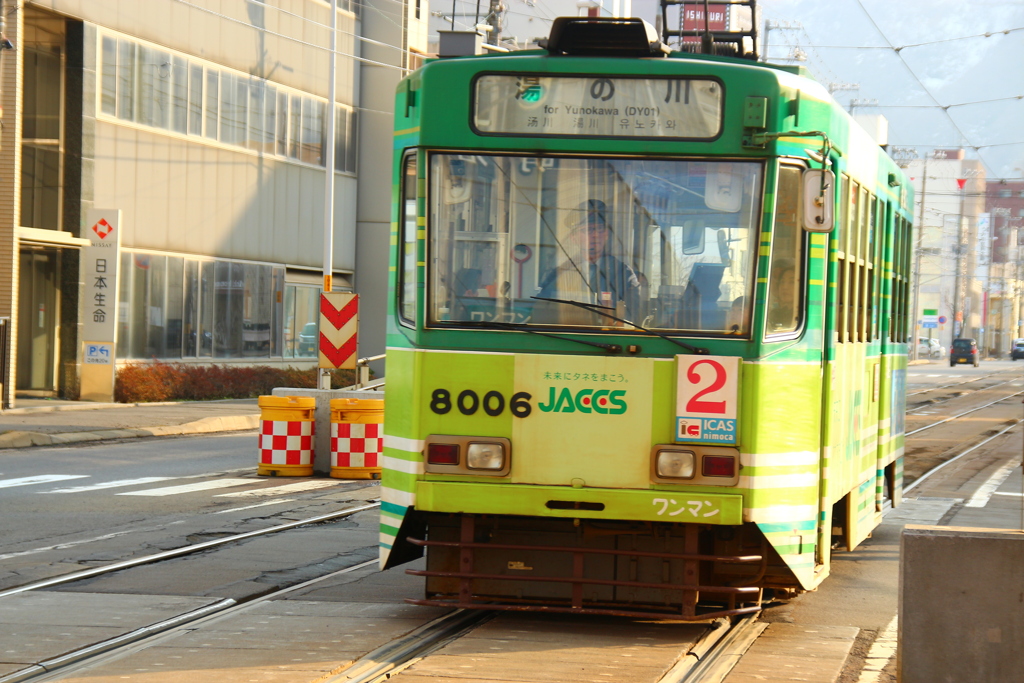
257, 396, 316, 477
329, 398, 384, 480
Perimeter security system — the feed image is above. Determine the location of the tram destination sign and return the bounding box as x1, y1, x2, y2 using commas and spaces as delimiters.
473, 75, 722, 139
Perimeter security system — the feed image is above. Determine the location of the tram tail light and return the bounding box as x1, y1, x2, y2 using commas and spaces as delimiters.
702, 455, 736, 478
467, 442, 506, 470
656, 450, 695, 479
427, 443, 460, 465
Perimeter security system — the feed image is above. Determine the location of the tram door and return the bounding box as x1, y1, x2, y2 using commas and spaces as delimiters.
17, 247, 60, 393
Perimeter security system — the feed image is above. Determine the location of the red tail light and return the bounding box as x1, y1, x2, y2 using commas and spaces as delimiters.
427, 443, 459, 465
702, 455, 736, 478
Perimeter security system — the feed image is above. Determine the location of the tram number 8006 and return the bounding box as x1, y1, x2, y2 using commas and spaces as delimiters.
430, 389, 532, 418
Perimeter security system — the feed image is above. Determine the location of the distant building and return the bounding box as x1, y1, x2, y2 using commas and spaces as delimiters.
1, 0, 426, 405
985, 178, 1024, 353
905, 150, 986, 350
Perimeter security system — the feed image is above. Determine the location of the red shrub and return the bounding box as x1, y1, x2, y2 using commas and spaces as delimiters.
114, 363, 359, 403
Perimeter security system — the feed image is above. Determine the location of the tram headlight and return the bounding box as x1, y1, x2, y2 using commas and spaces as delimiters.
656, 450, 695, 479
467, 442, 506, 470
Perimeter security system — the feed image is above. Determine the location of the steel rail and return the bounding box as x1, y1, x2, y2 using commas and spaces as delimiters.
906, 377, 1021, 414
321, 609, 492, 683
0, 501, 381, 598
3, 558, 381, 683
904, 419, 1023, 494
905, 390, 1024, 437
659, 614, 766, 683
906, 370, 1003, 397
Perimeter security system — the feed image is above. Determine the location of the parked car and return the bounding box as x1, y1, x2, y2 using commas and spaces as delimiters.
1011, 340, 1024, 361
916, 337, 946, 359
949, 338, 980, 367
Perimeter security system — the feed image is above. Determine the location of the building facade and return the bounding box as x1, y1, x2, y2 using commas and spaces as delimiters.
2, 0, 425, 405
906, 149, 986, 352
985, 178, 1024, 354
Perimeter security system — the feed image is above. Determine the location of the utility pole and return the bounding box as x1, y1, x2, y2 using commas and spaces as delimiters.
952, 176, 968, 339
911, 156, 927, 359
485, 0, 504, 46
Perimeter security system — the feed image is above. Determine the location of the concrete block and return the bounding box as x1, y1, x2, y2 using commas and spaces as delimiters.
271, 388, 384, 474
899, 525, 1024, 682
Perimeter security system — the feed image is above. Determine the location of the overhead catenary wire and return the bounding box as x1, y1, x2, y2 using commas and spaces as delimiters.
849, 0, 1010, 177
170, 0, 415, 72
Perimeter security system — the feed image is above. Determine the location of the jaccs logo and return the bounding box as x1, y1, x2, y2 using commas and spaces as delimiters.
537, 387, 627, 414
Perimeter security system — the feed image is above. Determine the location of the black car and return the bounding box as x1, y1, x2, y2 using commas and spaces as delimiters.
1011, 341, 1024, 361
949, 338, 979, 367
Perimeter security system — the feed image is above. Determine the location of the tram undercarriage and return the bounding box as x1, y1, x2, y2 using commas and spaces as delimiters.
404, 512, 807, 621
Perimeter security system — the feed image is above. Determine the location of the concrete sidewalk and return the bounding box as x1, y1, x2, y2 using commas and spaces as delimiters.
0, 398, 261, 449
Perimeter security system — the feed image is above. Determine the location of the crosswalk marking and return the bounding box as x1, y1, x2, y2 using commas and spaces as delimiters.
0, 474, 89, 490
41, 477, 173, 494
117, 478, 254, 497
215, 481, 341, 498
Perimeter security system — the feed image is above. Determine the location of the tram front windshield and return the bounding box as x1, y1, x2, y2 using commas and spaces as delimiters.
429, 154, 762, 335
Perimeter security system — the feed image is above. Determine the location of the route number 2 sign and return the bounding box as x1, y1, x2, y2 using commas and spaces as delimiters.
675, 355, 740, 445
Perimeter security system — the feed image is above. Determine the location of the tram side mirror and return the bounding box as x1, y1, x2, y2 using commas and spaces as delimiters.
802, 169, 835, 233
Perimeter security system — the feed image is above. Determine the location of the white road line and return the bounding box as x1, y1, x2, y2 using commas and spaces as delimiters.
993, 491, 1024, 497
213, 499, 297, 514
40, 477, 173, 494
0, 474, 90, 489
116, 478, 254, 497
857, 614, 898, 683
215, 481, 341, 498
965, 460, 1022, 508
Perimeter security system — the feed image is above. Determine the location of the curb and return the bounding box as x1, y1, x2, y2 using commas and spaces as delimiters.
0, 415, 260, 450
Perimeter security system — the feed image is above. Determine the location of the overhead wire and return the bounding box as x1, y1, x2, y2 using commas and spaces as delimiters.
849, 0, 1011, 176
170, 0, 416, 69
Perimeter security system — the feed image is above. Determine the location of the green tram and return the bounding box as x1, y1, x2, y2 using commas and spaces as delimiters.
380, 18, 913, 620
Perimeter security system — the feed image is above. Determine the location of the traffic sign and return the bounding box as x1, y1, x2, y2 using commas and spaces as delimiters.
921, 308, 938, 327
939, 316, 948, 324
319, 292, 358, 369
922, 322, 937, 329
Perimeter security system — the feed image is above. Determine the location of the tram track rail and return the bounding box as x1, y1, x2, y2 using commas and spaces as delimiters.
0, 501, 384, 683
905, 370, 1004, 397
0, 500, 382, 599
905, 390, 1024, 438
906, 377, 1022, 414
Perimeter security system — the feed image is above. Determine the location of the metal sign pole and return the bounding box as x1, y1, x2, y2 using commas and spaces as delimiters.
320, 0, 338, 391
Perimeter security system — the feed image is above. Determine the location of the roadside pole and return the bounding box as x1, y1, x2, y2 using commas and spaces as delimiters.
320, 0, 338, 391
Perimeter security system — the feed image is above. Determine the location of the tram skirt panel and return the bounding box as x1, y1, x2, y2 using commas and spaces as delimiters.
257, 396, 316, 476
330, 398, 384, 480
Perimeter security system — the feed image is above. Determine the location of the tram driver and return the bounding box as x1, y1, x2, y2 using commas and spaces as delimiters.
533, 199, 644, 324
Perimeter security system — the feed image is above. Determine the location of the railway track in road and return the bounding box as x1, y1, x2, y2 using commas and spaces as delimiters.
0, 501, 381, 683
901, 370, 1024, 486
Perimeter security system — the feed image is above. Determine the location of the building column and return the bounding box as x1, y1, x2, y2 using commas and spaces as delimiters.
0, 0, 23, 408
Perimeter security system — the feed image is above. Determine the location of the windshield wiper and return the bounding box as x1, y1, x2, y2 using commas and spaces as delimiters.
460, 320, 622, 354
531, 296, 708, 355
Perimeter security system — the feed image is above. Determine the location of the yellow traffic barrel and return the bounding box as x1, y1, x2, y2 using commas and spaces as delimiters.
257, 396, 316, 476
329, 397, 384, 479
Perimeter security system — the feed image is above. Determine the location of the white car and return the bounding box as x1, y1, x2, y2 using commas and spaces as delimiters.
916, 337, 946, 359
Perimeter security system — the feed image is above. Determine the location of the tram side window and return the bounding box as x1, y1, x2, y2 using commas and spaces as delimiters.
399, 154, 418, 325
766, 166, 803, 335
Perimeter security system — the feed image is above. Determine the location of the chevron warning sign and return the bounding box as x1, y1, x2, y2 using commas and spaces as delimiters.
319, 292, 357, 369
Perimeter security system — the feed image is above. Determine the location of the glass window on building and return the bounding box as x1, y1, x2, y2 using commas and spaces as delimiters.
283, 285, 320, 358
204, 68, 219, 140
188, 63, 203, 135
171, 56, 188, 134
101, 37, 117, 116
22, 45, 62, 231
247, 79, 264, 151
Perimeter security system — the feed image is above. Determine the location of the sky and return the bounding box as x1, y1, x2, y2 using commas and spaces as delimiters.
427, 0, 1024, 179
